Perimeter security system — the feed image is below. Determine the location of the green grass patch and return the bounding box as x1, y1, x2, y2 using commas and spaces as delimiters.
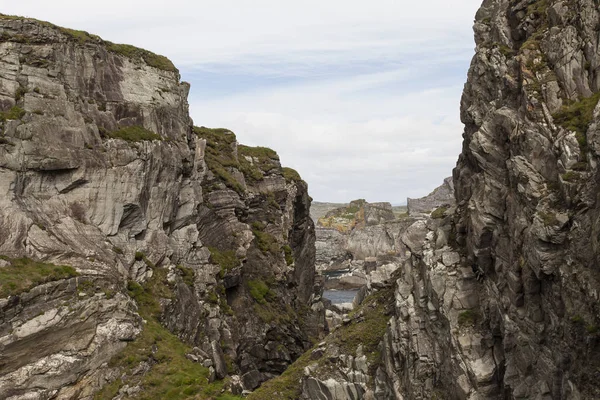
0, 106, 26, 122
552, 92, 600, 154
252, 226, 279, 254
561, 171, 579, 182
431, 206, 449, 219
106, 43, 178, 73
282, 167, 301, 183
0, 256, 78, 298
458, 310, 478, 327
238, 145, 278, 161
194, 126, 244, 193
95, 269, 241, 400
498, 44, 515, 57
176, 265, 195, 286
282, 245, 294, 266
247, 279, 275, 305
337, 288, 392, 365
538, 211, 558, 226
0, 14, 176, 73
208, 247, 240, 277
14, 86, 26, 101
527, 0, 549, 17
107, 126, 161, 142
571, 314, 584, 323
238, 145, 279, 183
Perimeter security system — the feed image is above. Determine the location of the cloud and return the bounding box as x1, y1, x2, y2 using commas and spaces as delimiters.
4, 0, 483, 203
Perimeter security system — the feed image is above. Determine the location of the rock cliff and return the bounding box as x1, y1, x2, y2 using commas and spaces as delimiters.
406, 176, 455, 216
251, 0, 600, 399
0, 14, 321, 399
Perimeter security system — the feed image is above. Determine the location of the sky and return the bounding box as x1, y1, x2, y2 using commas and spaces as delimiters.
3, 0, 483, 203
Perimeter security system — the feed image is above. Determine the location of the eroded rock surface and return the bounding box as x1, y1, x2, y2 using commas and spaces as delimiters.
254, 0, 600, 399
0, 15, 321, 399
407, 177, 455, 216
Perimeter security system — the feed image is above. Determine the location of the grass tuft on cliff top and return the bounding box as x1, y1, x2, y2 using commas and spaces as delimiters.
0, 256, 78, 298
106, 43, 178, 73
282, 167, 302, 183
95, 268, 241, 400
194, 125, 303, 192
0, 14, 178, 73
195, 126, 245, 193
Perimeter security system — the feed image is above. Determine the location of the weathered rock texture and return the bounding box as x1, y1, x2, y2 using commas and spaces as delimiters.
407, 176, 455, 216
0, 15, 320, 399
254, 0, 600, 399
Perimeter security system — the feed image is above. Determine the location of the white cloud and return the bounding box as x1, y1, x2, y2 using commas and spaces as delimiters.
3, 0, 483, 203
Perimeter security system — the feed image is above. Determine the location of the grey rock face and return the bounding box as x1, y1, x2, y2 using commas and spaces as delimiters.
0, 15, 320, 398
407, 176, 454, 216
451, 0, 600, 398
257, 1, 600, 399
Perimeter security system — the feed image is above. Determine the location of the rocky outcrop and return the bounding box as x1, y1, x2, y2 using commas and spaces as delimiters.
448, 0, 600, 397
254, 0, 600, 399
407, 176, 455, 216
0, 15, 320, 399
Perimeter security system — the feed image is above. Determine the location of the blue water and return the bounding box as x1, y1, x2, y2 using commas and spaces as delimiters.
323, 290, 358, 304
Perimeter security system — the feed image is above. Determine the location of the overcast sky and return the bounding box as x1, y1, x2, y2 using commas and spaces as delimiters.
4, 0, 482, 203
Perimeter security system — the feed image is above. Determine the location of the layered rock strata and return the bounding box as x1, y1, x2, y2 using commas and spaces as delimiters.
0, 15, 320, 399
254, 0, 600, 399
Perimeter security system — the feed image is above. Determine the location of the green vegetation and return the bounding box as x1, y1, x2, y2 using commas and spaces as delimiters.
458, 309, 478, 327
282, 245, 294, 266
246, 345, 313, 400
134, 251, 145, 261
14, 86, 26, 101
538, 211, 558, 226
247, 279, 275, 304
431, 206, 449, 219
0, 106, 26, 122
561, 171, 579, 182
249, 286, 393, 399
497, 44, 515, 57
0, 256, 78, 298
527, 0, 549, 17
572, 161, 588, 171
253, 302, 295, 324
0, 14, 177, 73
176, 265, 195, 286
107, 126, 161, 142
193, 126, 296, 193
106, 43, 178, 73
238, 145, 279, 183
208, 247, 240, 277
95, 268, 241, 400
194, 126, 244, 193
251, 222, 279, 254
282, 167, 301, 183
337, 288, 392, 365
552, 92, 600, 154
571, 314, 584, 323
